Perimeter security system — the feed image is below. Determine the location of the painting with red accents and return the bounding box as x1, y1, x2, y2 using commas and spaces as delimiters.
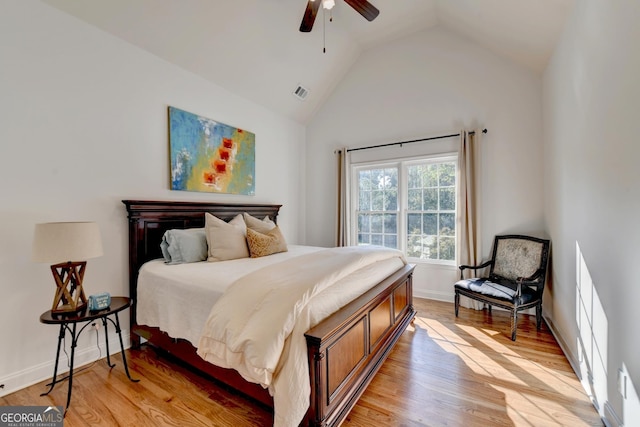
169, 106, 255, 195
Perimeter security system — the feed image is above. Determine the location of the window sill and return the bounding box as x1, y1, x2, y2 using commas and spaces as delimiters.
407, 258, 457, 270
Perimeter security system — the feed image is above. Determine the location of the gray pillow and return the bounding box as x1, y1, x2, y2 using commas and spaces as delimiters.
160, 228, 207, 264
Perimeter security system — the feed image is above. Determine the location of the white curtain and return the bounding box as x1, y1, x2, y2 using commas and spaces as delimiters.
336, 148, 351, 247
457, 130, 483, 309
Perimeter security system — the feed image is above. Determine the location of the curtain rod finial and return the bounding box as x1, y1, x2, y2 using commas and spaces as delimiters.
482, 128, 488, 134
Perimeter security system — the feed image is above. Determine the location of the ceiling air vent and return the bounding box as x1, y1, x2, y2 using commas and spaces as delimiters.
293, 84, 309, 101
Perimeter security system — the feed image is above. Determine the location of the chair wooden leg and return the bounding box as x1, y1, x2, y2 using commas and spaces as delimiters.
536, 304, 542, 330
454, 291, 459, 317
511, 310, 518, 341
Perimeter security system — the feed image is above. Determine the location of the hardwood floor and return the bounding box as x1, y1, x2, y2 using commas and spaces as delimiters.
2, 299, 602, 426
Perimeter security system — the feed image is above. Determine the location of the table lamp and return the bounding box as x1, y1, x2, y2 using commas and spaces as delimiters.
32, 222, 103, 314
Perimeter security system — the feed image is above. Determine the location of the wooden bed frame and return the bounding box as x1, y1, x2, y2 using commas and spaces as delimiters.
123, 200, 415, 427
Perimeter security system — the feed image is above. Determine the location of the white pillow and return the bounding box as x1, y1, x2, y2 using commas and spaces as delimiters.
205, 213, 249, 261
243, 212, 276, 234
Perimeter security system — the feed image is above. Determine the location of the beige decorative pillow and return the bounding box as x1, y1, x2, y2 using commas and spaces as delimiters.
246, 226, 288, 258
205, 213, 249, 261
243, 212, 276, 234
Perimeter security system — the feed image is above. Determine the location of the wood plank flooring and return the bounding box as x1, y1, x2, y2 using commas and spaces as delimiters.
2, 298, 602, 426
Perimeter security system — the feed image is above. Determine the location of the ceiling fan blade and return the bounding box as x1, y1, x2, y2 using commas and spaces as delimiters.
300, 0, 322, 32
344, 0, 380, 21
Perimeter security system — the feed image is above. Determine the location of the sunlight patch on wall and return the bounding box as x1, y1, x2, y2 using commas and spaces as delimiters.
575, 241, 608, 415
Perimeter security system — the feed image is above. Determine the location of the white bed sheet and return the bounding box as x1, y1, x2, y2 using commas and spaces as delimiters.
136, 245, 324, 345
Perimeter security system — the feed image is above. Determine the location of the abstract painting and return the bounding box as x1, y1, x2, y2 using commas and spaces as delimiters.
169, 106, 255, 195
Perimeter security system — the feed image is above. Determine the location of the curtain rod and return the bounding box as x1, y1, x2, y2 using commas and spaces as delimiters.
346, 128, 487, 153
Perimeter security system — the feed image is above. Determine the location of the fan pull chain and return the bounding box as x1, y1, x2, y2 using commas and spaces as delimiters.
323, 6, 326, 53
322, 7, 333, 53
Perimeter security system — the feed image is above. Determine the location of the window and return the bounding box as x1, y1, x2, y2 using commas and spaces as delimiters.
353, 155, 457, 263
356, 167, 398, 248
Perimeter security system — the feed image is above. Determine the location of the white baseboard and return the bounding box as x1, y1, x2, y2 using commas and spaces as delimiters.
542, 314, 580, 379
604, 402, 623, 427
0, 329, 130, 398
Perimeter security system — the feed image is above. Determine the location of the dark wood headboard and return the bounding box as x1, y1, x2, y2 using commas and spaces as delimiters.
122, 200, 282, 323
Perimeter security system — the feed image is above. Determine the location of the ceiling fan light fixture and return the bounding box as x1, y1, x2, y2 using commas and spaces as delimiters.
322, 0, 335, 10
299, 0, 379, 33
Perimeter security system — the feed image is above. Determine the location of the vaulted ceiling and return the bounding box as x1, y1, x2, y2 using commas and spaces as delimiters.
42, 0, 574, 125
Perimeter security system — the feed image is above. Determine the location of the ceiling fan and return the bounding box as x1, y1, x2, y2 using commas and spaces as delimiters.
299, 0, 380, 32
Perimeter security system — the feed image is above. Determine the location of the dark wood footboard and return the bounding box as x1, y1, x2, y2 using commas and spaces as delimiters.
305, 264, 415, 427
123, 200, 415, 426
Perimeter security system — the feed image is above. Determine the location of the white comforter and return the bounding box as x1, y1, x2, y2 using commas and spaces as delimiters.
137, 246, 323, 345
196, 246, 406, 427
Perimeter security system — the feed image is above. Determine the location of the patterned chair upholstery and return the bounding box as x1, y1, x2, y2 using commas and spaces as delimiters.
454, 235, 550, 341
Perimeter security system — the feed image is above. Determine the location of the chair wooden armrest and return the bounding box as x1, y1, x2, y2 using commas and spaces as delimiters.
458, 260, 492, 279
517, 268, 545, 286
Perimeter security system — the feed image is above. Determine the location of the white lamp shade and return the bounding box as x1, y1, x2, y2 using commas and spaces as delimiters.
32, 222, 103, 263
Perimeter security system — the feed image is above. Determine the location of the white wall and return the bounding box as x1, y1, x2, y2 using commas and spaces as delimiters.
543, 1, 640, 425
305, 27, 545, 300
0, 1, 305, 396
